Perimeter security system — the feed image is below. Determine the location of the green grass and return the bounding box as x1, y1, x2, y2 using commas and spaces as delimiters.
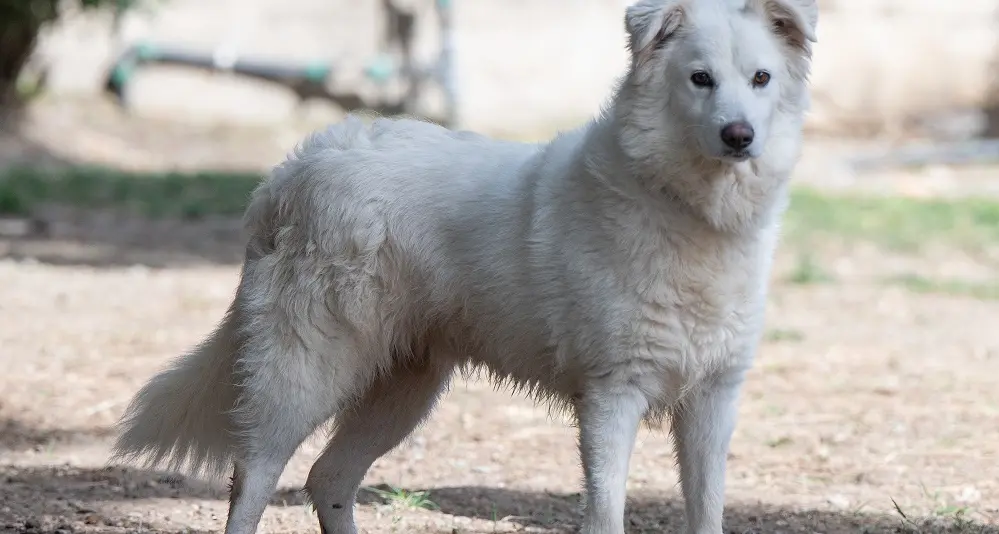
784, 188, 999, 252
885, 273, 999, 301
0, 165, 262, 219
363, 485, 439, 511
785, 252, 835, 285
764, 328, 805, 343
1, 166, 999, 255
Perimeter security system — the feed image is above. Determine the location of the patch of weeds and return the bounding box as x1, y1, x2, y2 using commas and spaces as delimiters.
784, 188, 999, 253
933, 504, 973, 520
891, 487, 985, 533
786, 253, 834, 285
0, 165, 263, 218
0, 184, 30, 215
363, 485, 439, 511
885, 273, 999, 301
764, 328, 805, 343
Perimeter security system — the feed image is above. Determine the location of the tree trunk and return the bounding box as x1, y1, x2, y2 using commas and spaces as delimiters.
0, 21, 42, 110
0, 1, 59, 112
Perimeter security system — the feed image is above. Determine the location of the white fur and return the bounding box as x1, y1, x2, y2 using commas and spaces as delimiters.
110, 1, 817, 533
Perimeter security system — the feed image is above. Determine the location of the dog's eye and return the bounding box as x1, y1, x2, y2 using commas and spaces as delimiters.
690, 71, 714, 88
752, 70, 771, 87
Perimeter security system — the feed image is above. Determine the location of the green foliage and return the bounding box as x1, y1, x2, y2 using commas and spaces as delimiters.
0, 165, 263, 219
886, 274, 999, 301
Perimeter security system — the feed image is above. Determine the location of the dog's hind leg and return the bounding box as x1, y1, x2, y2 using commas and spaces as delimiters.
223, 402, 323, 534
221, 344, 345, 534
305, 357, 453, 534
222, 318, 363, 534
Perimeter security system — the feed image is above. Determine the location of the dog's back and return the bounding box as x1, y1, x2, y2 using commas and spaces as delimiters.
244, 115, 540, 260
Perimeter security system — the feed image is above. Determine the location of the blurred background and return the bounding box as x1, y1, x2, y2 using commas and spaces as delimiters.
1, 1, 998, 533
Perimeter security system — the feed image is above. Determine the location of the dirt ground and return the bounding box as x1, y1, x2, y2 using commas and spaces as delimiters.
2, 99, 999, 534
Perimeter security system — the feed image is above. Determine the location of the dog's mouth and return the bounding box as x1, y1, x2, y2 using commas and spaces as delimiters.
718, 150, 752, 163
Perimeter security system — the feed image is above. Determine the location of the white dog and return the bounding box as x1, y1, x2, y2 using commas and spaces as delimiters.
111, 0, 817, 532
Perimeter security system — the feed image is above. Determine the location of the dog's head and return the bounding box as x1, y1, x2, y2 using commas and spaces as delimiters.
619, 0, 817, 164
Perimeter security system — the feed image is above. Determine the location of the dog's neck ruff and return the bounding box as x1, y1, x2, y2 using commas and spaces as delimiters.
577, 107, 792, 237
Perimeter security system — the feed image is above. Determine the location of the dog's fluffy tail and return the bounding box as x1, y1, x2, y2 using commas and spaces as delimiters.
110, 301, 243, 481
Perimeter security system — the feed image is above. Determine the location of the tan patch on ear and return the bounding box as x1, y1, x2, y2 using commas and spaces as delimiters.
653, 7, 685, 47
762, 0, 817, 53
636, 7, 685, 65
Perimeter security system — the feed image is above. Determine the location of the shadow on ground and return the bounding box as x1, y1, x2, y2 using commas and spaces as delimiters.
2, 466, 995, 534
0, 418, 111, 453
356, 484, 999, 534
0, 211, 248, 268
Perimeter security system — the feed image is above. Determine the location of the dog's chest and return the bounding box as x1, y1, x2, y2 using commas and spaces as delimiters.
622, 233, 769, 377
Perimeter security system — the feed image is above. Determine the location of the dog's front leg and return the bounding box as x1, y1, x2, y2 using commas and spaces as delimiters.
576, 385, 649, 534
670, 367, 747, 534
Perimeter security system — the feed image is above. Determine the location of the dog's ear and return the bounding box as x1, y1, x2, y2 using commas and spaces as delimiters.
625, 0, 685, 64
759, 0, 817, 54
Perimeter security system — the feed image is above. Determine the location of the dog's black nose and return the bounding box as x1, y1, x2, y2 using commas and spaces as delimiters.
720, 122, 754, 150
